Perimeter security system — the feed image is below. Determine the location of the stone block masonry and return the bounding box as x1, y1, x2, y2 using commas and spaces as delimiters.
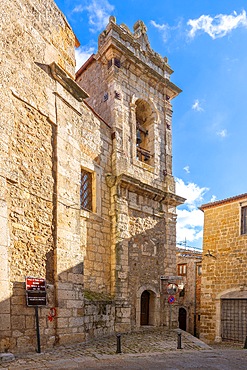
0, 0, 112, 352
200, 194, 247, 344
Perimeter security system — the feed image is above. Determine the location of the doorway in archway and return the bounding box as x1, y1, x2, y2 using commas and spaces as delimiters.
178, 307, 187, 331
141, 290, 150, 325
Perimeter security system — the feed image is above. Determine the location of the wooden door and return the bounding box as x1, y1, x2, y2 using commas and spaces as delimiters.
179, 307, 187, 331
141, 290, 150, 325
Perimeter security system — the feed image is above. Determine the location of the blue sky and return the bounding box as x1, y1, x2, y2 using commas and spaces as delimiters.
54, 0, 247, 249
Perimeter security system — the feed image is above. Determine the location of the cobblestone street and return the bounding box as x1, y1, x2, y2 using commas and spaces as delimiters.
3, 328, 246, 370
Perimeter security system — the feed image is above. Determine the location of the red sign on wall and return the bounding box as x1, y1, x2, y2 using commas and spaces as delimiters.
26, 277, 46, 291
26, 277, 47, 306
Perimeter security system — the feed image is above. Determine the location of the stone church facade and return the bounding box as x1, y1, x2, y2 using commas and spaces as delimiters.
0, 0, 184, 353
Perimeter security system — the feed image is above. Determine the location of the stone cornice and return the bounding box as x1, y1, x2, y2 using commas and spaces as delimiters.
95, 17, 182, 98
104, 20, 173, 75
117, 174, 185, 206
96, 36, 182, 98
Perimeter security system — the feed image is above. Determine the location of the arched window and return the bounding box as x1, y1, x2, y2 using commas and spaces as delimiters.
135, 99, 154, 165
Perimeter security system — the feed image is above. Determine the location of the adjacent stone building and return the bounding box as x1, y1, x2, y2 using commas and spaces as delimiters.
0, 0, 184, 353
200, 193, 247, 344
176, 247, 202, 337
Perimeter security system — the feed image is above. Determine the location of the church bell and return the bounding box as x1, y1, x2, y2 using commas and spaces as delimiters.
136, 129, 142, 145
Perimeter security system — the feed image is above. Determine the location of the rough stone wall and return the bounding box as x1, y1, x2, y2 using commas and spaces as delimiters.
76, 60, 112, 125
4, 102, 55, 351
127, 200, 174, 326
200, 196, 247, 343
109, 183, 178, 331
84, 296, 115, 340
0, 0, 78, 352
0, 0, 114, 353
79, 110, 112, 294
9, 103, 54, 281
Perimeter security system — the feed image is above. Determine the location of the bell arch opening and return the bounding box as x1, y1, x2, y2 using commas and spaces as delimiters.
135, 99, 155, 165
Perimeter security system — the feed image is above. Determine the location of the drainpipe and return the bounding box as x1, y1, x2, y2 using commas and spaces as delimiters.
194, 262, 197, 337
52, 92, 59, 344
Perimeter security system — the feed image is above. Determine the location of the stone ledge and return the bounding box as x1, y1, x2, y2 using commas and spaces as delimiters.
50, 62, 89, 101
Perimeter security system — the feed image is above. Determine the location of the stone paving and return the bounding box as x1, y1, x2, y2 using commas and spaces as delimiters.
0, 328, 211, 369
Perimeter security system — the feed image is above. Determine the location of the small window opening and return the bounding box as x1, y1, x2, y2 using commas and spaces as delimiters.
114, 58, 121, 68
80, 169, 93, 211
115, 91, 121, 100
178, 264, 187, 276
241, 206, 247, 235
197, 265, 202, 276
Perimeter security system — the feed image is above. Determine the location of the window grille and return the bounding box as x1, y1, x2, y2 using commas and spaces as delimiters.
80, 169, 93, 211
241, 206, 247, 235
221, 299, 247, 343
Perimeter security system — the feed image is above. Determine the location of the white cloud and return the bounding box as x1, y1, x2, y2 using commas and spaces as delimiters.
176, 208, 204, 244
188, 10, 247, 39
176, 178, 209, 248
210, 195, 217, 202
73, 0, 114, 33
217, 129, 228, 138
150, 20, 170, 42
75, 46, 95, 71
73, 5, 84, 13
176, 178, 209, 210
177, 208, 204, 229
192, 99, 204, 112
183, 166, 190, 174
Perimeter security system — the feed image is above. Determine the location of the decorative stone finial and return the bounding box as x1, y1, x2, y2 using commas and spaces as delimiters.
133, 20, 147, 36
109, 15, 116, 24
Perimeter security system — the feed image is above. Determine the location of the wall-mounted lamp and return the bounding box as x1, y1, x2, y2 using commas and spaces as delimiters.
204, 250, 216, 259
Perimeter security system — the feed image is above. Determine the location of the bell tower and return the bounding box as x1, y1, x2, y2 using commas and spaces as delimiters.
76, 17, 185, 331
